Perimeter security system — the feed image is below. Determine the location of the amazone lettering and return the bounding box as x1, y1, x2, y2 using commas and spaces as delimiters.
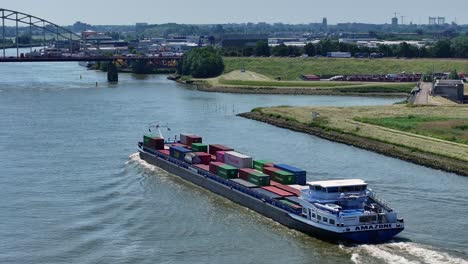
355, 224, 392, 231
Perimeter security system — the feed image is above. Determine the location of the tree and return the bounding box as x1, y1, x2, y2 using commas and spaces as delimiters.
255, 41, 270, 56
178, 47, 224, 78
432, 40, 452, 58
451, 36, 468, 58
272, 44, 289, 57
131, 60, 153, 74
304, 43, 316, 56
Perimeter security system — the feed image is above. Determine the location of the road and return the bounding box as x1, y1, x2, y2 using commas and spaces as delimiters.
409, 82, 431, 104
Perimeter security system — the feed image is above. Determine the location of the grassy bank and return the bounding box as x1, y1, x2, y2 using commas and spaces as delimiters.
240, 105, 468, 176
224, 57, 468, 80
194, 70, 415, 95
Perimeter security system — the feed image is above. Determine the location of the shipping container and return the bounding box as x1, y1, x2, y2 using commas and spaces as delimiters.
272, 170, 296, 185
191, 143, 208, 152
169, 146, 192, 161
274, 184, 301, 196
143, 135, 165, 150
278, 199, 302, 210
225, 151, 253, 169
253, 160, 273, 171
248, 171, 270, 186
263, 167, 280, 177
209, 161, 224, 175
185, 153, 201, 164
274, 164, 307, 185
216, 151, 226, 162
238, 168, 256, 180
209, 144, 234, 156
230, 178, 258, 188
194, 164, 210, 172
180, 133, 202, 146
194, 152, 211, 165
217, 164, 238, 179
261, 186, 294, 197
157, 149, 170, 155
251, 188, 281, 200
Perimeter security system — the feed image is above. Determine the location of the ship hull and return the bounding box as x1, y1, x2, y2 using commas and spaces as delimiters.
139, 149, 403, 244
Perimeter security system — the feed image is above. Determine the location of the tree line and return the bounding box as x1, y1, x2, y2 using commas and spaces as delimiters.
221, 37, 468, 58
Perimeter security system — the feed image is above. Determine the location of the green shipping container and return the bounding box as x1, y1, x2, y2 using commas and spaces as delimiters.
217, 165, 238, 179
253, 160, 272, 171
273, 170, 296, 184
192, 143, 208, 152
248, 171, 270, 186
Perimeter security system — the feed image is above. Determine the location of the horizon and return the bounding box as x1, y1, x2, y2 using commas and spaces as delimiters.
3, 0, 467, 26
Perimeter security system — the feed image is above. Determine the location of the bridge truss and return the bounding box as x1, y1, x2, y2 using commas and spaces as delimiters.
1, 8, 83, 58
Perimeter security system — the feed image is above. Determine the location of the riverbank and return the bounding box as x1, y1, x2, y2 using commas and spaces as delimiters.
239, 105, 468, 176
178, 70, 414, 96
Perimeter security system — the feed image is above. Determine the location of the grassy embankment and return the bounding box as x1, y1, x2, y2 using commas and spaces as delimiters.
240, 105, 468, 176
196, 70, 415, 95
223, 57, 468, 80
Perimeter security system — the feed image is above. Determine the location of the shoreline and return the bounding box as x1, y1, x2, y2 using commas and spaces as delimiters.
238, 111, 468, 177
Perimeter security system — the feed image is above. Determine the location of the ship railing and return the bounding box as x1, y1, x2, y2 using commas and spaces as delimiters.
367, 190, 393, 212
142, 147, 301, 215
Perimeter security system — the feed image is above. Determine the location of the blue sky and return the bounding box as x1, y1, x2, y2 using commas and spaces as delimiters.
3, 0, 467, 25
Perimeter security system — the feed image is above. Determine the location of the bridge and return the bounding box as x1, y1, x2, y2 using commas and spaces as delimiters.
0, 8, 183, 81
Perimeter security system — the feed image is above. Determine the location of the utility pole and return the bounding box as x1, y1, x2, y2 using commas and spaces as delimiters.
2, 9, 5, 58
16, 12, 19, 58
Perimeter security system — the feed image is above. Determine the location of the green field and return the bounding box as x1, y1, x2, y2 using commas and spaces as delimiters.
224, 57, 468, 80
218, 78, 414, 93
356, 115, 468, 145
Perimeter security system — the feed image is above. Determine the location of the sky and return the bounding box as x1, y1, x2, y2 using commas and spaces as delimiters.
3, 0, 467, 25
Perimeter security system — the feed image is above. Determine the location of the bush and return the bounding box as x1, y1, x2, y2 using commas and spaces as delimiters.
178, 47, 224, 78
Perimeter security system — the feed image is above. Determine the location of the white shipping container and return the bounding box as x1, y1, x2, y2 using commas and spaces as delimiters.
224, 151, 253, 168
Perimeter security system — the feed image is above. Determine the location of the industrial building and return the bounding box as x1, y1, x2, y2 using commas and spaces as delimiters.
220, 34, 268, 48
432, 80, 465, 103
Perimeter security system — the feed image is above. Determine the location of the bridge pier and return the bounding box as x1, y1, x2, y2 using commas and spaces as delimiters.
107, 61, 118, 83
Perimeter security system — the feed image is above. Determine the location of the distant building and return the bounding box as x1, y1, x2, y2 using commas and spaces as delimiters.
135, 23, 149, 34
392, 17, 398, 26
433, 80, 465, 103
322, 17, 328, 31
220, 34, 268, 48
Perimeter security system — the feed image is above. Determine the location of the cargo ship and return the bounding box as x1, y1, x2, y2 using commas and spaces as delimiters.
137, 129, 404, 244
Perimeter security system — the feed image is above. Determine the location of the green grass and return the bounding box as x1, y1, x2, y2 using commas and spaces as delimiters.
224, 57, 468, 81
219, 78, 414, 93
356, 115, 468, 145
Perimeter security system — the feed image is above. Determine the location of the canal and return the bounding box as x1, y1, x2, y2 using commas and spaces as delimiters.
0, 54, 467, 263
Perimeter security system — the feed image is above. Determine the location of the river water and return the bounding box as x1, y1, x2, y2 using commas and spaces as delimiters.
1, 50, 467, 264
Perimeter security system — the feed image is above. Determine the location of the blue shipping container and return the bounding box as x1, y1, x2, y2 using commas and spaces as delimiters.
169, 146, 192, 160
274, 164, 307, 185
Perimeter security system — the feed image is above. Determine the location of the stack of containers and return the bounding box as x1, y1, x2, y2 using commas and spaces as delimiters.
224, 151, 252, 169
191, 143, 208, 152
274, 164, 307, 185
209, 144, 234, 156
272, 170, 296, 185
209, 162, 224, 175
261, 186, 294, 197
239, 168, 270, 186
253, 160, 274, 171
217, 164, 238, 179
180, 133, 202, 146
143, 135, 165, 150
169, 146, 192, 161
194, 152, 211, 165
216, 151, 226, 162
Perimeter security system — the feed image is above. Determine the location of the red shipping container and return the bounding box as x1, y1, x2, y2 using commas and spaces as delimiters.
186, 135, 202, 146
172, 143, 188, 148
216, 151, 226, 162
209, 162, 224, 175
194, 164, 210, 172
195, 152, 211, 165
211, 155, 216, 161
264, 163, 275, 168
238, 168, 256, 180
209, 144, 234, 156
263, 167, 280, 177
261, 186, 294, 197
269, 180, 281, 186
275, 184, 302, 196
157, 149, 170, 155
